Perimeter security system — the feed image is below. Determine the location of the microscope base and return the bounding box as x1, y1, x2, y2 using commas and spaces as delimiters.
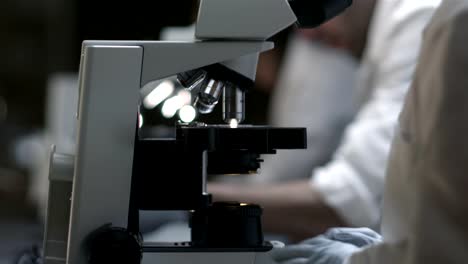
142, 251, 276, 264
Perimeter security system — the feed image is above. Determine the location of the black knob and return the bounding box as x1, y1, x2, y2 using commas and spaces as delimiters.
87, 225, 142, 264
190, 202, 264, 248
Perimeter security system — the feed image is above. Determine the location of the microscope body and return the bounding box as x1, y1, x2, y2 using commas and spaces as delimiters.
42, 0, 352, 263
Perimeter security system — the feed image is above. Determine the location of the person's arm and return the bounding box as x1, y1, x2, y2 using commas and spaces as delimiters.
209, 180, 345, 241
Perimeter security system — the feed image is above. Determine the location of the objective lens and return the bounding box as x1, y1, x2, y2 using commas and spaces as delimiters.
223, 84, 245, 124
195, 79, 224, 114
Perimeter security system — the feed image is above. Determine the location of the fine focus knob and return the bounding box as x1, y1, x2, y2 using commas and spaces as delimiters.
190, 202, 264, 248
87, 225, 142, 264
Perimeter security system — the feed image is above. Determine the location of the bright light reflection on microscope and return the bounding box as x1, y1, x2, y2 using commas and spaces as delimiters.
179, 105, 197, 123
138, 113, 144, 128
229, 118, 239, 128
143, 80, 175, 109
161, 90, 192, 118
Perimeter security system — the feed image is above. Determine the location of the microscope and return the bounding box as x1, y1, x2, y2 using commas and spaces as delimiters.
42, 0, 352, 263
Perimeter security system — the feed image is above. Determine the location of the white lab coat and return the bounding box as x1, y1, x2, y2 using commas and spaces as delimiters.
347, 0, 468, 262
310, 0, 442, 228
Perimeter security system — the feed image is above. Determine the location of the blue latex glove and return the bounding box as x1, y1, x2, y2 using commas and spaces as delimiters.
272, 228, 382, 264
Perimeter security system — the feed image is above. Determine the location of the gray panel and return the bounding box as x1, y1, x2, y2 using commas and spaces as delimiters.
67, 45, 143, 264
221, 53, 260, 80
140, 41, 273, 85
196, 0, 297, 40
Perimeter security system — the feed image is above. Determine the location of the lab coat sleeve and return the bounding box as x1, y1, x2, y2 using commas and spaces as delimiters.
309, 7, 436, 228
408, 12, 468, 262
400, 4, 468, 264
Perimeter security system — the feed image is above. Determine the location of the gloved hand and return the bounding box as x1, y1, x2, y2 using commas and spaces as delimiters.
16, 245, 43, 264
272, 228, 382, 264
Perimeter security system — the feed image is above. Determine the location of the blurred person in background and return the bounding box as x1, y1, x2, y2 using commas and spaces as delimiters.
0, 0, 52, 261
210, 0, 442, 242
251, 33, 358, 184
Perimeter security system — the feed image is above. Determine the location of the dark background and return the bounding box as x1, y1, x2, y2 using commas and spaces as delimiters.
0, 0, 201, 218
1, 0, 199, 129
